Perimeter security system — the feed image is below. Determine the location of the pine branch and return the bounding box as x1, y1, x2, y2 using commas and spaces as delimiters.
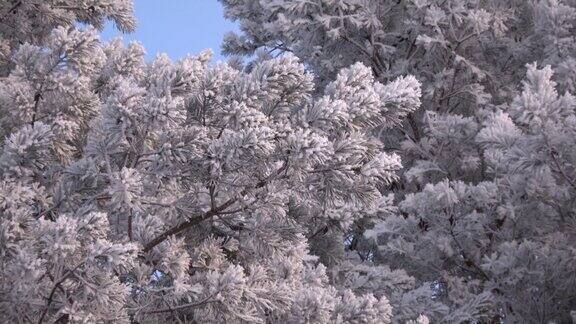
549, 149, 576, 191
141, 162, 287, 253
142, 293, 219, 315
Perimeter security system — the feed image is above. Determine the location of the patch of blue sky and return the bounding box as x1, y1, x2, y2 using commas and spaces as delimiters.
100, 1, 239, 62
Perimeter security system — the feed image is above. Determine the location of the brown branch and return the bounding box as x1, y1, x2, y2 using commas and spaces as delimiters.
28, 38, 87, 126
308, 225, 329, 239
30, 91, 42, 125
407, 113, 421, 142
447, 217, 490, 281
341, 35, 385, 76
141, 162, 287, 253
1, 1, 22, 20
550, 150, 576, 191
142, 198, 235, 253
37, 267, 79, 324
142, 293, 219, 315
128, 213, 133, 241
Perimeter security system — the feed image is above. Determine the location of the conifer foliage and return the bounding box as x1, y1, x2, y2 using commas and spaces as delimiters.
0, 1, 422, 322
1, 0, 575, 323
221, 0, 576, 322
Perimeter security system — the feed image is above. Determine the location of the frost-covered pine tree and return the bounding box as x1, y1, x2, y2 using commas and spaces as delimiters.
0, 0, 136, 76
0, 1, 425, 322
221, 0, 576, 322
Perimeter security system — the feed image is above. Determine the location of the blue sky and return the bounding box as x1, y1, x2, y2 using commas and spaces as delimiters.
101, 1, 239, 61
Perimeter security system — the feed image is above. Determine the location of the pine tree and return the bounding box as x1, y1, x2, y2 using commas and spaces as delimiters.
221, 0, 576, 321
0, 1, 424, 322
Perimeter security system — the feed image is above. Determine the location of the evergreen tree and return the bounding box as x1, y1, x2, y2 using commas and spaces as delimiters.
221, 0, 576, 322
0, 1, 423, 322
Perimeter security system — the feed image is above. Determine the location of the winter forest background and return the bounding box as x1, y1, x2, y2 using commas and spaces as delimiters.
1, 0, 576, 323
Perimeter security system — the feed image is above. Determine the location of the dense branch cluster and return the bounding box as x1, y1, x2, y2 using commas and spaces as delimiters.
0, 1, 422, 322
221, 0, 576, 322
0, 0, 575, 323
